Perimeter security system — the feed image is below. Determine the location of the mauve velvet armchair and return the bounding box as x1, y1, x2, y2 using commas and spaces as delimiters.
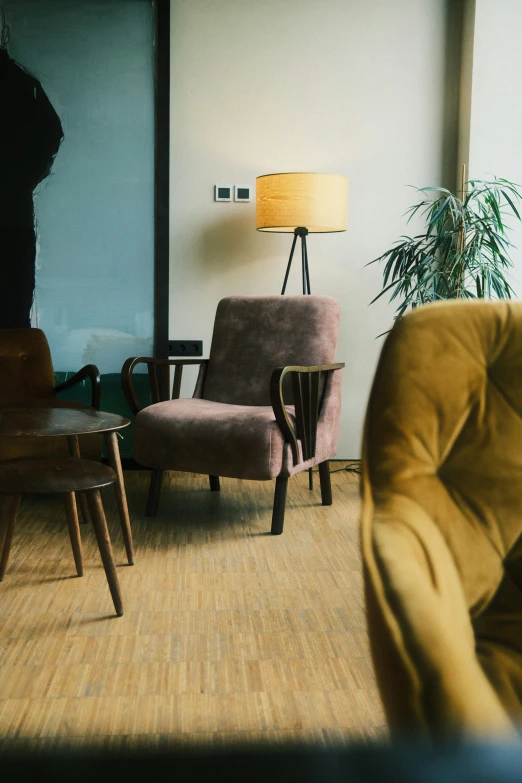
122, 296, 344, 534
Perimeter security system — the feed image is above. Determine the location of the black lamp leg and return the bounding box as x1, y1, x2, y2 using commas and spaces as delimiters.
303, 234, 311, 294
281, 227, 309, 295
301, 233, 307, 294
281, 233, 298, 295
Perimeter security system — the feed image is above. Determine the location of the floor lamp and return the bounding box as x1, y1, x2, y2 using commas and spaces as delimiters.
256, 172, 348, 294
256, 172, 347, 492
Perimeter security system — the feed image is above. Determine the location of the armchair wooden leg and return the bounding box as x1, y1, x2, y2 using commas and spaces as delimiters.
146, 470, 164, 517
318, 461, 332, 506
0, 495, 21, 581
209, 475, 220, 491
308, 468, 314, 490
271, 476, 288, 535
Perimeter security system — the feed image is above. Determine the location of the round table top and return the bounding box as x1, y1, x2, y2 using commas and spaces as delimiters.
0, 408, 130, 437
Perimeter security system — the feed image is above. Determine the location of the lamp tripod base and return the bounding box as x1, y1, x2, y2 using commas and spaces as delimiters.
281, 227, 311, 295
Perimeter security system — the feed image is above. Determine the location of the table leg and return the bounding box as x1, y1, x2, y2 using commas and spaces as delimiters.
63, 492, 84, 577
67, 435, 91, 526
104, 431, 134, 566
0, 495, 21, 581
87, 489, 123, 617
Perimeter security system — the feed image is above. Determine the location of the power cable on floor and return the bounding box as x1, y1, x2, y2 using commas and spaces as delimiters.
310, 462, 361, 475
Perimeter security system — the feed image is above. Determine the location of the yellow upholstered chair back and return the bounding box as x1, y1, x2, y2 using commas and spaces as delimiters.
361, 300, 522, 740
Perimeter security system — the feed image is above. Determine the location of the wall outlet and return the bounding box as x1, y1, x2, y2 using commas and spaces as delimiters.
168, 340, 203, 356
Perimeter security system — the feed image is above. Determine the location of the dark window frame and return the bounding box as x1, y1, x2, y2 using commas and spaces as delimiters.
154, 0, 170, 357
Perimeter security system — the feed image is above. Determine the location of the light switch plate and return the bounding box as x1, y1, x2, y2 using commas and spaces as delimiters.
234, 185, 251, 202
215, 184, 232, 201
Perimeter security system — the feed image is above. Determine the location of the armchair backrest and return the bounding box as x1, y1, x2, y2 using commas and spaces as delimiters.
203, 296, 340, 406
0, 328, 56, 405
363, 299, 522, 615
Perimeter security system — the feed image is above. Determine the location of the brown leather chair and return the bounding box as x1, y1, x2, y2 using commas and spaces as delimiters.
122, 296, 344, 534
361, 300, 522, 740
0, 328, 101, 461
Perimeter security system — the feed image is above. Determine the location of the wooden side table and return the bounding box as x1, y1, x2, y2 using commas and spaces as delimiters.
0, 457, 124, 616
0, 408, 135, 565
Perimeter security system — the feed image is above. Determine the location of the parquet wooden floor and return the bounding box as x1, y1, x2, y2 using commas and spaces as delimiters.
0, 463, 386, 749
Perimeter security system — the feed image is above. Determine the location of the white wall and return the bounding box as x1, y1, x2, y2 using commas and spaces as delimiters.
468, 0, 522, 295
169, 0, 449, 457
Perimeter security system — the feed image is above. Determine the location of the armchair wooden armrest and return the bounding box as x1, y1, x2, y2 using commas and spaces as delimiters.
270, 363, 345, 466
55, 364, 101, 410
122, 356, 209, 415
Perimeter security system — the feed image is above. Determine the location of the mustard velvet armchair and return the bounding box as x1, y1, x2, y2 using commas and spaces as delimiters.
361, 300, 522, 740
122, 296, 344, 535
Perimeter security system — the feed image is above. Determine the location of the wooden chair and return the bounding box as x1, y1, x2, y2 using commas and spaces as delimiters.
122, 296, 344, 534
0, 328, 101, 461
0, 457, 123, 616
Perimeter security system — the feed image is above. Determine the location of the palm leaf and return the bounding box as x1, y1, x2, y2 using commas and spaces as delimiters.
370, 176, 522, 321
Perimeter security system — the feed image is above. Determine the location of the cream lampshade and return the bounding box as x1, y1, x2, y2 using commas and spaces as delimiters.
256, 172, 348, 293
256, 172, 348, 233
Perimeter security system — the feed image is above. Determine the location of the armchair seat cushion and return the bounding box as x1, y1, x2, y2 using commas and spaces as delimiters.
135, 398, 291, 480
135, 398, 335, 481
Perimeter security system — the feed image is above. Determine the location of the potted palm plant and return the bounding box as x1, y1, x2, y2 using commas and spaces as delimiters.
369, 172, 522, 321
